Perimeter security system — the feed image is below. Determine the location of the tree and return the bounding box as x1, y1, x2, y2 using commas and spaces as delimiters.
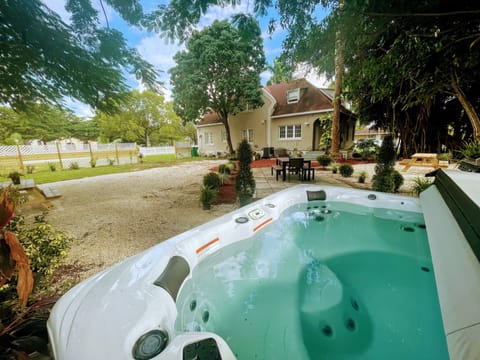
96, 90, 181, 145
0, 0, 161, 113
149, 0, 480, 151
266, 58, 293, 85
169, 18, 265, 154
0, 104, 77, 143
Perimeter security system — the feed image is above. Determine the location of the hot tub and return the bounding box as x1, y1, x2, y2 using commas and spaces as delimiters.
47, 185, 449, 359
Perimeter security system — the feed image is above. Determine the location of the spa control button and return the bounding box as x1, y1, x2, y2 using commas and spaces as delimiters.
248, 208, 265, 220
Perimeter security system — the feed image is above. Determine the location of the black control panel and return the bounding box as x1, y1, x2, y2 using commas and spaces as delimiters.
183, 337, 223, 360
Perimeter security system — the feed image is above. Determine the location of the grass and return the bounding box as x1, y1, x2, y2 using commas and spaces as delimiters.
0, 154, 208, 185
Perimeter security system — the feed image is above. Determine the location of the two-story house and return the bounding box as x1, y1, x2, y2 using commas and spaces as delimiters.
196, 78, 356, 157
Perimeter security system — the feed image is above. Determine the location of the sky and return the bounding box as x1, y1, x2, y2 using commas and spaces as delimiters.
42, 0, 329, 117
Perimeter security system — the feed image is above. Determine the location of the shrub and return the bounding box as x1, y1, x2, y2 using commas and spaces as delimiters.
339, 164, 354, 177
457, 140, 480, 159
411, 177, 433, 197
358, 171, 367, 183
317, 155, 332, 169
199, 186, 217, 210
437, 152, 452, 162
8, 171, 22, 184
90, 158, 97, 168
48, 162, 57, 172
218, 164, 231, 175
392, 170, 404, 192
26, 165, 35, 174
108, 158, 115, 165
69, 161, 79, 170
6, 214, 72, 276
372, 135, 397, 193
331, 164, 338, 174
235, 140, 255, 206
203, 172, 222, 190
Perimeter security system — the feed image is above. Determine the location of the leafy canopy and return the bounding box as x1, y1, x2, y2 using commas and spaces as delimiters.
169, 17, 265, 153
95, 90, 183, 145
0, 0, 161, 113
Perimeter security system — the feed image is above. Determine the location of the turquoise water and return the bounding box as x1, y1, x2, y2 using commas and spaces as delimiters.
175, 201, 448, 359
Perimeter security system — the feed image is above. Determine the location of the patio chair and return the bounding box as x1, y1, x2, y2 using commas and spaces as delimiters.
287, 158, 304, 180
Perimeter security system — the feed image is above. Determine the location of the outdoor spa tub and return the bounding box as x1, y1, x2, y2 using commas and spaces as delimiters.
47, 184, 454, 360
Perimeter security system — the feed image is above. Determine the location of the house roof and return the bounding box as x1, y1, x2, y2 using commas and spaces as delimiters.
264, 78, 333, 117
196, 78, 351, 126
197, 111, 221, 126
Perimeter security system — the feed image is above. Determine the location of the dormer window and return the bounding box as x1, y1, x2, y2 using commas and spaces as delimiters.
287, 88, 300, 104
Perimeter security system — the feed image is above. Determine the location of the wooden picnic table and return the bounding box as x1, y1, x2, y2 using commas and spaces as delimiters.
402, 153, 442, 172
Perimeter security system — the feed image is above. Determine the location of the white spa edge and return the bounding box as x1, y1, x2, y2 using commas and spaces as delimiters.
47, 183, 476, 359
420, 170, 480, 360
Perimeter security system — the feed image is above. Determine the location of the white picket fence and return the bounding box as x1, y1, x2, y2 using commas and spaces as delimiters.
0, 142, 139, 170
138, 146, 175, 156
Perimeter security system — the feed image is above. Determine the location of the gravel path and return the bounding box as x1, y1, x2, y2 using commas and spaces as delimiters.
39, 160, 236, 278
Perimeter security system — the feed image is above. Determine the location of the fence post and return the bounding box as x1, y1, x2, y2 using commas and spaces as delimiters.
16, 144, 25, 172
115, 143, 120, 165
56, 142, 64, 170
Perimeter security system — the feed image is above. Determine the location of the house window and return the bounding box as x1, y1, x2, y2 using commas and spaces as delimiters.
279, 125, 302, 140
287, 88, 300, 104
221, 130, 227, 142
242, 129, 253, 143
205, 132, 213, 145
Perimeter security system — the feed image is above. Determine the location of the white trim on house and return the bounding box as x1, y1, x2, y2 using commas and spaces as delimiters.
196, 122, 222, 128
271, 108, 333, 119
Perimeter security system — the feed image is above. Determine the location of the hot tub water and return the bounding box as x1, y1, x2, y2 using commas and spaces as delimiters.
175, 201, 448, 359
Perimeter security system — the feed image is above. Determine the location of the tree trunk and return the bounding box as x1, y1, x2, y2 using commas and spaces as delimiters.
451, 77, 480, 141
331, 30, 343, 159
221, 113, 234, 154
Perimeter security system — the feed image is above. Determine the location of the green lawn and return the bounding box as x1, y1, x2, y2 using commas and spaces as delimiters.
0, 154, 208, 185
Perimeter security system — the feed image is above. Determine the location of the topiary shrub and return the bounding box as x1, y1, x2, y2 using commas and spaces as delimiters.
203, 172, 222, 191
317, 155, 332, 169
339, 164, 354, 177
372, 135, 397, 193
235, 140, 255, 206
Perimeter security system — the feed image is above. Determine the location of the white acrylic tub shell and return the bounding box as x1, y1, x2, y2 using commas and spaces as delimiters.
47, 185, 425, 360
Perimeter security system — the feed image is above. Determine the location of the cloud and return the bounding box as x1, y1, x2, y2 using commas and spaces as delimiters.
260, 70, 272, 85
137, 35, 184, 70
41, 0, 70, 23
294, 64, 331, 88
64, 98, 94, 118
198, 2, 253, 29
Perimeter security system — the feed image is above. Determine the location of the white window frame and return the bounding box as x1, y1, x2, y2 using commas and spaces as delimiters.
279, 125, 302, 140
242, 128, 253, 143
205, 132, 214, 145
287, 88, 300, 104
221, 129, 227, 143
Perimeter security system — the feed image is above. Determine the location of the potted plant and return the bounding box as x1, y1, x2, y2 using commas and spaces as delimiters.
7, 171, 22, 185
